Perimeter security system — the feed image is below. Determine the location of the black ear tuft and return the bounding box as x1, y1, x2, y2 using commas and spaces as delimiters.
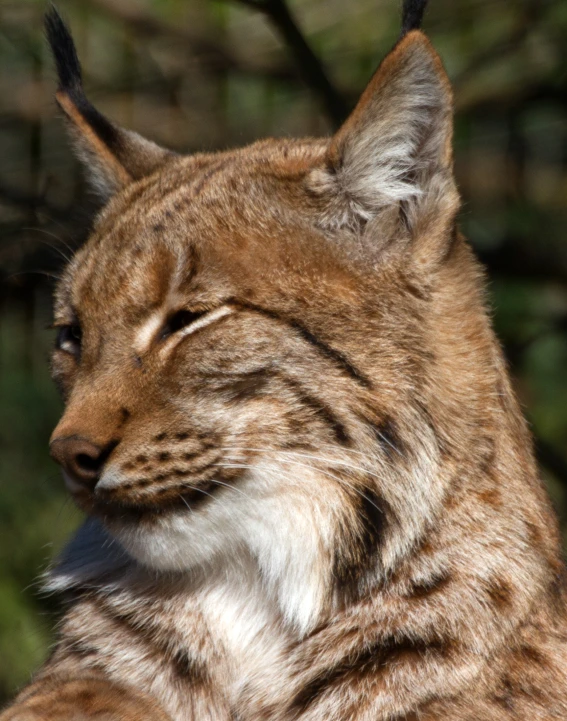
44, 5, 176, 198
45, 6, 119, 151
401, 0, 429, 36
44, 5, 83, 93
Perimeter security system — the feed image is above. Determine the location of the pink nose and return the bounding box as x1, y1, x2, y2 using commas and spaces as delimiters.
50, 436, 108, 490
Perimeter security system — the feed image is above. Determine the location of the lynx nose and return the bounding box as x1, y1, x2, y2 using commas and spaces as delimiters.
50, 436, 110, 491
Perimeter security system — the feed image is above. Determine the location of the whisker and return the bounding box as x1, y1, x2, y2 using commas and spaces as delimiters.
177, 493, 194, 514
187, 485, 223, 504
178, 481, 234, 516
370, 430, 403, 458
21, 228, 74, 263
216, 459, 385, 519
313, 439, 406, 462
32, 226, 76, 255
208, 477, 254, 501
219, 447, 389, 485
279, 449, 390, 482
5, 269, 61, 282
33, 215, 76, 244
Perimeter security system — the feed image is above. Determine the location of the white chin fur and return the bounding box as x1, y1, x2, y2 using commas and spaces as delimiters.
106, 459, 338, 635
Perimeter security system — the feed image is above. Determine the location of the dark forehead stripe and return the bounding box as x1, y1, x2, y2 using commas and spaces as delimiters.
192, 158, 233, 197
177, 244, 200, 292
229, 300, 372, 389
73, 240, 174, 323
87, 156, 218, 247
279, 374, 351, 446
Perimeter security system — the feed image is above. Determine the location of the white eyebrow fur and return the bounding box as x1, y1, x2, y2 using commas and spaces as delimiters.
135, 306, 235, 356
134, 311, 165, 354
174, 305, 234, 341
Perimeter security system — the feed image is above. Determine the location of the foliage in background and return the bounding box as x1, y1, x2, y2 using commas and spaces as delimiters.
0, 0, 566, 703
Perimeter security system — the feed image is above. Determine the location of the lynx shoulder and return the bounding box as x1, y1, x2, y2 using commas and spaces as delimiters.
3, 2, 567, 720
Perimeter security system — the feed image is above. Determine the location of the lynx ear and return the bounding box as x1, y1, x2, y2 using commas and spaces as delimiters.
308, 30, 457, 240
45, 8, 174, 199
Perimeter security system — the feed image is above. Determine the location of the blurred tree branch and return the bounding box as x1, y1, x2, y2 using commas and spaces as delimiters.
230, 0, 349, 127
0, 182, 69, 223
453, 0, 551, 87
85, 0, 296, 83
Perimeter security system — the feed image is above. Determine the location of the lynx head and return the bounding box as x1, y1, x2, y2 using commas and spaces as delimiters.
45, 4, 486, 633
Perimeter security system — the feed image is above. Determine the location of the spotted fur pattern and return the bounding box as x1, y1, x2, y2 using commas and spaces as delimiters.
3, 7, 567, 721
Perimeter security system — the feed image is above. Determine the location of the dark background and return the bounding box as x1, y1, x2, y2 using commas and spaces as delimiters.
1, 0, 567, 703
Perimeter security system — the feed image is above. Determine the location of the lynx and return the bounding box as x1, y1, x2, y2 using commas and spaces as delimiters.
2, 1, 567, 719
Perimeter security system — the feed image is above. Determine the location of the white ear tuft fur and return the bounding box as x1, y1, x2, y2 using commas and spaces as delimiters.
307, 32, 455, 230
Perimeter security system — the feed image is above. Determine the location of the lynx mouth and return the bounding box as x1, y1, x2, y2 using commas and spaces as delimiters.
95, 480, 220, 520
66, 467, 225, 521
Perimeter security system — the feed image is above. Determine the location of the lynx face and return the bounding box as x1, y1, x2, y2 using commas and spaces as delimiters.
50, 140, 448, 626
47, 14, 458, 631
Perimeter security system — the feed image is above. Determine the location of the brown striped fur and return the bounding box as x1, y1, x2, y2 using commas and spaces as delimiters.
3, 10, 567, 721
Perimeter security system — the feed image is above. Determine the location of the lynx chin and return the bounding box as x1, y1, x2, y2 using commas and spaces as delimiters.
3, 1, 567, 720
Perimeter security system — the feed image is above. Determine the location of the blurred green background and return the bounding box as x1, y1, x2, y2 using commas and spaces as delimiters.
1, 0, 567, 703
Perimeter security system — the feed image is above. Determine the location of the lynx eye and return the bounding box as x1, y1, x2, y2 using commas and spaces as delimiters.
55, 324, 82, 356
160, 310, 207, 340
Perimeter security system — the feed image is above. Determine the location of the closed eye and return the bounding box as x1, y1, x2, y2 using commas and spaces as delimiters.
160, 309, 208, 340
158, 306, 236, 348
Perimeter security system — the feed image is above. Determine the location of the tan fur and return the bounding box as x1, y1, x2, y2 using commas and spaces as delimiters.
56, 91, 134, 188
3, 29, 567, 721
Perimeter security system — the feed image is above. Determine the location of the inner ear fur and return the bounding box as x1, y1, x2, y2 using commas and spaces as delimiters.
307, 31, 460, 265
45, 7, 174, 199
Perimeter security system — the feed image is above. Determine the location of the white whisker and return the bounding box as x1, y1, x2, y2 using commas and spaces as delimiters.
177, 493, 194, 514
21, 227, 74, 263
178, 482, 234, 516
208, 477, 255, 502
219, 446, 390, 485
215, 459, 385, 519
